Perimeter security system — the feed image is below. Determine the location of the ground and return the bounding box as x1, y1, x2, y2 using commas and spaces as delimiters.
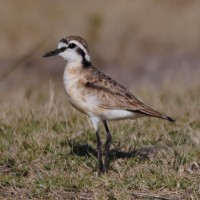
0, 82, 199, 200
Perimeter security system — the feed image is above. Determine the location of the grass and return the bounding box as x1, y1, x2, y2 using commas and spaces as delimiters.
0, 82, 199, 199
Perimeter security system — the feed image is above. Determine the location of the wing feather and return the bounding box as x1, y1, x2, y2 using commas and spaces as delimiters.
84, 66, 174, 121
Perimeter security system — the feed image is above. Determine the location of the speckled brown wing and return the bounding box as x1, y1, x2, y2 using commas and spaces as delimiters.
84, 66, 175, 121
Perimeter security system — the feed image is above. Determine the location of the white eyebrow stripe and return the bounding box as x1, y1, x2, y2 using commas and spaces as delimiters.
70, 40, 91, 62
70, 40, 87, 54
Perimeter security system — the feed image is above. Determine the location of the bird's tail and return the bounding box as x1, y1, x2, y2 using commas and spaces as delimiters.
159, 114, 175, 122
128, 106, 175, 122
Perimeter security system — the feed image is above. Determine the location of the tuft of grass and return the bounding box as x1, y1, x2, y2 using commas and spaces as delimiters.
0, 83, 199, 199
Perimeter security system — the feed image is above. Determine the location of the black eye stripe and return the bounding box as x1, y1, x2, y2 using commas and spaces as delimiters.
77, 47, 91, 67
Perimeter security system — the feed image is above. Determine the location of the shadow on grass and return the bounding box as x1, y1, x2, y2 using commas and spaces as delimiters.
68, 141, 169, 161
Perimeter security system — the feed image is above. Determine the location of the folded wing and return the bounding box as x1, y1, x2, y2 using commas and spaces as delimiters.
85, 66, 175, 122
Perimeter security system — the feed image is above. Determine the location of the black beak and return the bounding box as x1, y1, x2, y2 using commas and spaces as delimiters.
43, 48, 61, 57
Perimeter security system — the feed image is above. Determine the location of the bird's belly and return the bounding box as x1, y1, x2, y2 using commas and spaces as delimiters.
100, 109, 143, 121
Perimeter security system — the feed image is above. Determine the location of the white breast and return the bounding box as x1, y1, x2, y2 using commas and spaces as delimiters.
63, 65, 100, 115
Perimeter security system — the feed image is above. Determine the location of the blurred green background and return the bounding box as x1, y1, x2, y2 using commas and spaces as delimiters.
1, 0, 200, 95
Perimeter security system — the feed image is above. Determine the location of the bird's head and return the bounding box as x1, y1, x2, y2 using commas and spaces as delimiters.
43, 36, 91, 67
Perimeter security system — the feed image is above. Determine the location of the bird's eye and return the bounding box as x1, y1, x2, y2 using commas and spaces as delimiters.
68, 43, 76, 49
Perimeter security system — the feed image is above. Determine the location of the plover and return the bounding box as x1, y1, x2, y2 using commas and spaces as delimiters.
43, 36, 175, 173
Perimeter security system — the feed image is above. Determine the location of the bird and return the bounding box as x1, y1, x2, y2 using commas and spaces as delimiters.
43, 35, 175, 173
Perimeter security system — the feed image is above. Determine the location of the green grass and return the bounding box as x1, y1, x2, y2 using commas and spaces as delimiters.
0, 84, 199, 199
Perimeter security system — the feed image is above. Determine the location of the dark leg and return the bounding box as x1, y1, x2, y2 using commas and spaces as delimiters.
103, 120, 112, 172
95, 130, 103, 173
